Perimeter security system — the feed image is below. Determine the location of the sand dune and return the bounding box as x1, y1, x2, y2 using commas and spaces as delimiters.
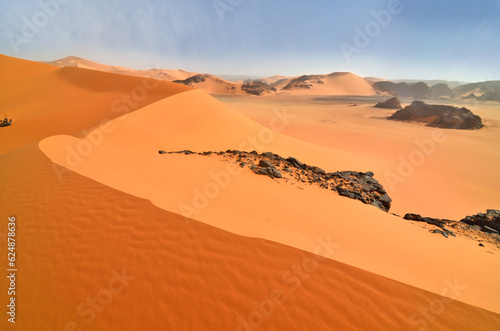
0, 54, 192, 155
226, 96, 500, 220
39, 89, 500, 313
2, 55, 499, 330
45, 56, 377, 97
1, 144, 499, 330
273, 72, 375, 96
44, 55, 197, 81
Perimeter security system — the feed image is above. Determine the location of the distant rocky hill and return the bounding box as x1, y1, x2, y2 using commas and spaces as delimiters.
388, 101, 484, 130
241, 81, 276, 95
453, 81, 500, 96
373, 81, 431, 98
282, 75, 324, 90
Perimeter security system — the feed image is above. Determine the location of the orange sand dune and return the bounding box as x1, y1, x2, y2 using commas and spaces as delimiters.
273, 72, 375, 96
1, 144, 499, 331
225, 96, 500, 220
40, 89, 500, 313
0, 54, 192, 155
44, 55, 197, 81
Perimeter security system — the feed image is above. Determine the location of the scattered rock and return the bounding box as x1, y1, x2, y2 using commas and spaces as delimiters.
479, 243, 485, 247
433, 229, 449, 238
403, 213, 450, 229
158, 150, 393, 212
0, 118, 12, 127
158, 150, 167, 154
374, 97, 401, 109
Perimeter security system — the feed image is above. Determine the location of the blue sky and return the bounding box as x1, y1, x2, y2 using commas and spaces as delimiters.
0, 0, 499, 82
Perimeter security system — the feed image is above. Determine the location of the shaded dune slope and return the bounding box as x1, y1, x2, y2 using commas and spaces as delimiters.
1, 144, 499, 330
0, 54, 192, 155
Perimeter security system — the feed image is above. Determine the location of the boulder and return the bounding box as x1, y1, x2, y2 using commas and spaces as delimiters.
286, 157, 305, 169
374, 97, 401, 109
388, 101, 484, 130
461, 210, 500, 233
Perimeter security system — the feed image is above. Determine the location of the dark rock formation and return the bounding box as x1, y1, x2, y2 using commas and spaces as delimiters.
388, 101, 484, 130
283, 75, 324, 90
166, 150, 196, 155
404, 213, 451, 229
374, 97, 401, 109
241, 81, 276, 95
173, 74, 208, 86
461, 210, 500, 234
431, 83, 455, 97
373, 81, 431, 99
158, 150, 167, 154
163, 149, 392, 212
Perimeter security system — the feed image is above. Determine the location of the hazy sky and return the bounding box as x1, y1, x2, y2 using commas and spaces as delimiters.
0, 0, 499, 82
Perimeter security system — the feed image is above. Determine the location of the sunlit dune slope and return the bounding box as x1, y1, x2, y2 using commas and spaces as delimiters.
40, 89, 500, 313
44, 55, 197, 81
0, 54, 192, 155
1, 144, 499, 331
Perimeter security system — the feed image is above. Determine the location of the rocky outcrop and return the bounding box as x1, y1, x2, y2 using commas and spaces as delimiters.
283, 75, 324, 90
173, 74, 208, 85
241, 81, 276, 95
403, 211, 500, 246
388, 101, 484, 130
374, 97, 401, 109
163, 149, 392, 212
403, 213, 452, 229
461, 210, 500, 234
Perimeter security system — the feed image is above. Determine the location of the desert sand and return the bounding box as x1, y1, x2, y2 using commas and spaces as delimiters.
44, 55, 198, 82
1, 55, 499, 330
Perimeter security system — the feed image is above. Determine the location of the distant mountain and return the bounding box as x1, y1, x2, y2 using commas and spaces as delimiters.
453, 81, 500, 97
394, 79, 468, 88
478, 91, 500, 102
373, 81, 432, 99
